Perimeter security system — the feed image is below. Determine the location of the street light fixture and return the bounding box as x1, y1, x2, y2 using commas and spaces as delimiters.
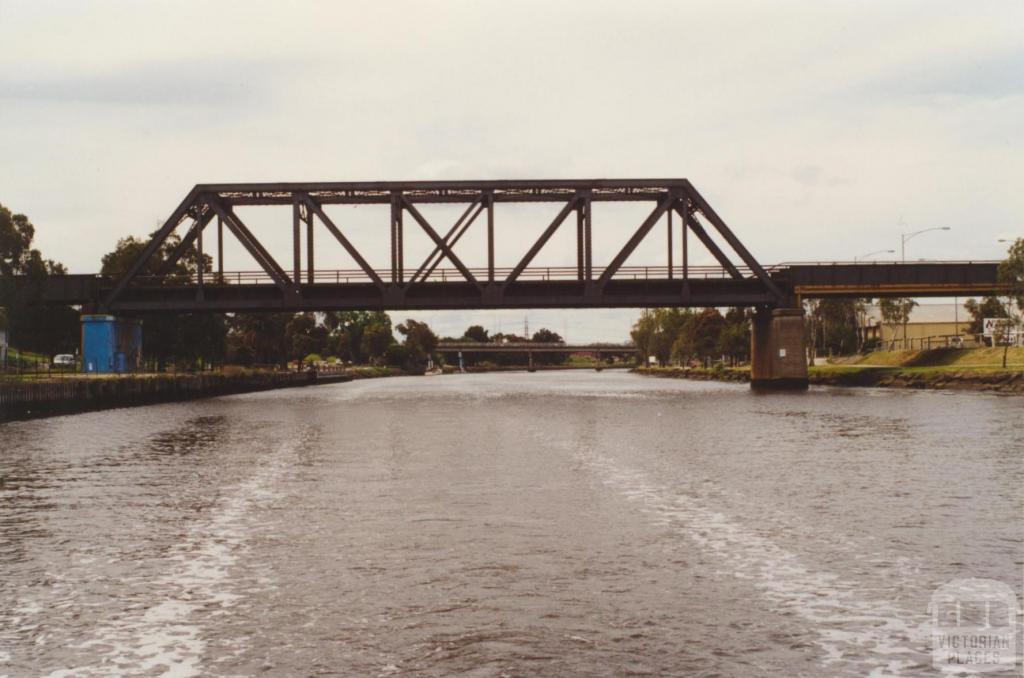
900, 226, 950, 262
854, 249, 895, 263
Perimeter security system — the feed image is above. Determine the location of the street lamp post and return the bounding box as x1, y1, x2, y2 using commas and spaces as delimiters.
854, 249, 895, 263
900, 226, 950, 262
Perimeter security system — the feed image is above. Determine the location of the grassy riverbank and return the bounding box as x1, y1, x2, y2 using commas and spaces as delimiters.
633, 347, 1024, 394
832, 347, 1024, 369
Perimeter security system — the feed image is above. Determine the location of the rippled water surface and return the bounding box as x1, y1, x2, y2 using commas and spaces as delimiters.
1, 372, 1021, 676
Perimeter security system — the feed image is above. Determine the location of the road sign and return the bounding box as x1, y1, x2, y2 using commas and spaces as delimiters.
983, 318, 1011, 337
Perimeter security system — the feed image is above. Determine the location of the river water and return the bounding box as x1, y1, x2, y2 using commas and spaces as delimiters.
0, 372, 1021, 676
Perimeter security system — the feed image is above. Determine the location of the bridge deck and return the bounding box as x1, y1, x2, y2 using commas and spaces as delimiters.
19, 261, 1005, 312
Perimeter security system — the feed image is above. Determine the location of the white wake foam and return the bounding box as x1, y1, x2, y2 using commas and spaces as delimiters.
584, 454, 932, 676
43, 442, 292, 677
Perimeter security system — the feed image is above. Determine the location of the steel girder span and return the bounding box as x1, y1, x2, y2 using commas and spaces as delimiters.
15, 178, 1004, 312
88, 179, 788, 312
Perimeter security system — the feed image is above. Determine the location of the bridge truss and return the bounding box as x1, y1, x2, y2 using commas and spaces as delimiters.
98, 179, 789, 312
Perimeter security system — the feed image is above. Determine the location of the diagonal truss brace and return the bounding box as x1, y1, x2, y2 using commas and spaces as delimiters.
301, 196, 386, 291
506, 197, 579, 284
681, 184, 785, 301
400, 196, 480, 288
103, 188, 202, 307
410, 196, 485, 284
158, 207, 215, 275
672, 203, 743, 280
595, 193, 675, 286
206, 198, 296, 296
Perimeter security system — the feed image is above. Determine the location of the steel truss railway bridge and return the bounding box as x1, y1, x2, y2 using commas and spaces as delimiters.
20, 179, 1005, 387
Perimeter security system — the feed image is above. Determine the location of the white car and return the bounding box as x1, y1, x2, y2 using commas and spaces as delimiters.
53, 354, 75, 367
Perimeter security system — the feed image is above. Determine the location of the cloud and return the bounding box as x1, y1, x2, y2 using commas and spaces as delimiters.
867, 48, 1024, 102
0, 58, 298, 107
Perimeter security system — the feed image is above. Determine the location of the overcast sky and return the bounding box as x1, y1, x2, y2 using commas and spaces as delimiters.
1, 1, 1021, 341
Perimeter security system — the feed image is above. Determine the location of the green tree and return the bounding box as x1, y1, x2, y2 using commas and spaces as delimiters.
325, 311, 391, 364
0, 203, 78, 356
716, 308, 751, 364
630, 311, 658, 366
879, 297, 918, 350
996, 238, 1024, 368
463, 324, 490, 343
853, 298, 872, 352
962, 296, 1007, 336
531, 327, 567, 365
806, 299, 858, 359
632, 308, 692, 367
689, 308, 726, 362
228, 313, 291, 366
285, 312, 328, 368
650, 309, 689, 366
0, 204, 36, 278
362, 314, 396, 365
396, 318, 438, 373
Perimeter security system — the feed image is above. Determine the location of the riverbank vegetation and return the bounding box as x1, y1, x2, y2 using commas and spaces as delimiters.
635, 346, 1024, 393
0, 202, 79, 358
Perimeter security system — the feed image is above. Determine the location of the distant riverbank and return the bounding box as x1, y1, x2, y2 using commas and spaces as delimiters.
444, 363, 628, 374
634, 348, 1024, 394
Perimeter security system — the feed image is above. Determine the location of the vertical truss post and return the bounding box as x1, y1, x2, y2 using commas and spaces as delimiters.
196, 216, 204, 298
217, 214, 224, 283
583, 191, 592, 280
306, 204, 314, 285
682, 201, 689, 280
397, 197, 404, 284
390, 194, 397, 283
667, 208, 673, 279
292, 198, 302, 285
486, 191, 495, 283
576, 197, 585, 280
391, 192, 404, 284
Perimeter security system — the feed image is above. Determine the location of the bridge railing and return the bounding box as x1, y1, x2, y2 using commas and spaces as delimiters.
129, 264, 762, 286
112, 259, 1006, 288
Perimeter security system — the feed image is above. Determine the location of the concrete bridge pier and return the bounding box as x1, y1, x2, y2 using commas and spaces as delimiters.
750, 307, 808, 390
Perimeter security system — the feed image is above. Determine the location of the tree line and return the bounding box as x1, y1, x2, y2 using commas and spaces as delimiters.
630, 307, 751, 367
0, 203, 79, 357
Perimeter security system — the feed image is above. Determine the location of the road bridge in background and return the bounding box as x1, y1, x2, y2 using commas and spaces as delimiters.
436, 342, 637, 371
